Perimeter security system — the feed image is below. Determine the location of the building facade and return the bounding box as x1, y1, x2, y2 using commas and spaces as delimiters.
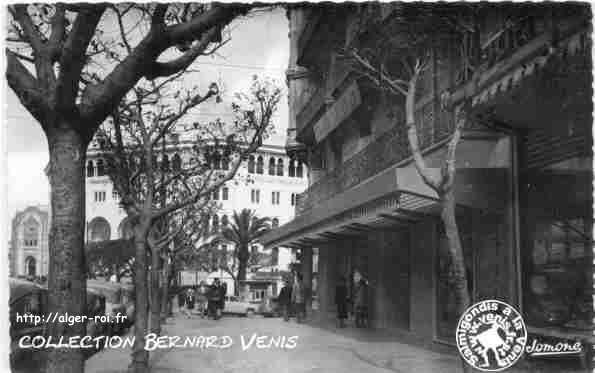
10, 205, 50, 278
85, 135, 308, 278
262, 3, 592, 356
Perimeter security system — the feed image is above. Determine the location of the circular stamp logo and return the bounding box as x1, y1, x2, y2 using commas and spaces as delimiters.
456, 300, 527, 371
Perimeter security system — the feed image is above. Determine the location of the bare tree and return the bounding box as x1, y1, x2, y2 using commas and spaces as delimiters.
342, 4, 478, 372
5, 4, 254, 372
98, 75, 281, 371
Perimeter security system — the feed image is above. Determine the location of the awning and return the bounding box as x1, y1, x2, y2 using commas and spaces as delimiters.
261, 133, 507, 250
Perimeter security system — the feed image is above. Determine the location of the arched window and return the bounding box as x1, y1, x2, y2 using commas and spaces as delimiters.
272, 218, 279, 228
118, 218, 134, 240
212, 215, 219, 233
248, 155, 255, 174
25, 256, 36, 277
268, 158, 276, 175
172, 154, 182, 171
87, 161, 95, 177
161, 154, 170, 172
96, 159, 105, 176
23, 217, 39, 247
289, 159, 296, 177
256, 156, 264, 174
297, 161, 304, 178
88, 217, 111, 242
276, 158, 284, 176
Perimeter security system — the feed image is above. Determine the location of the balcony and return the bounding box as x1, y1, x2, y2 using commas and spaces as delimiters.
296, 99, 453, 214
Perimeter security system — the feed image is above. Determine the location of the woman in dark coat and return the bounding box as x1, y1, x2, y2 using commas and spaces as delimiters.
335, 276, 349, 328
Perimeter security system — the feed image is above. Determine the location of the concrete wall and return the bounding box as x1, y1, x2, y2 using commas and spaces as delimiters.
409, 219, 437, 339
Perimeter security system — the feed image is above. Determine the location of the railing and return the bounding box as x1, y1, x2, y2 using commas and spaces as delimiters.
296, 100, 452, 214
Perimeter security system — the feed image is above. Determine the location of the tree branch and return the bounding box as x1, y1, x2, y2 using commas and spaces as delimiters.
6, 49, 48, 126
165, 4, 250, 45
56, 5, 105, 112
151, 4, 169, 27
48, 4, 66, 61
12, 5, 44, 53
145, 27, 221, 80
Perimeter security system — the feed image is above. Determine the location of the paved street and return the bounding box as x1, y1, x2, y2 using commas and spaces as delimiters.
85, 311, 588, 373
86, 312, 460, 373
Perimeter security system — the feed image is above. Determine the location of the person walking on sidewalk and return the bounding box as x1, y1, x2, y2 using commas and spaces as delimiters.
354, 275, 369, 328
291, 273, 305, 323
335, 276, 349, 328
185, 288, 196, 318
278, 279, 292, 321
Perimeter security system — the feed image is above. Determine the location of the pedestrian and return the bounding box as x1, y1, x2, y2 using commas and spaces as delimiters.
278, 279, 292, 321
214, 278, 226, 319
335, 276, 349, 328
185, 288, 196, 318
353, 275, 369, 328
177, 288, 186, 312
291, 273, 305, 323
207, 280, 220, 319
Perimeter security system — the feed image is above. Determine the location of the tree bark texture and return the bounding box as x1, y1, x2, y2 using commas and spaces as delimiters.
132, 233, 149, 373
150, 248, 162, 335
45, 127, 87, 373
237, 246, 249, 295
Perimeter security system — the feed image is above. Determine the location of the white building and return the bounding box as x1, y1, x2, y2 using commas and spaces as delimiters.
84, 134, 308, 284
9, 205, 50, 277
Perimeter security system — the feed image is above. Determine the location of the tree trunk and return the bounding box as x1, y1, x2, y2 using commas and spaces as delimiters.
439, 189, 472, 373
160, 259, 172, 320
132, 235, 149, 373
45, 128, 87, 373
237, 246, 249, 296
150, 247, 162, 335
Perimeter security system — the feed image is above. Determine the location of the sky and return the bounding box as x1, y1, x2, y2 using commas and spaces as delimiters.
4, 7, 290, 223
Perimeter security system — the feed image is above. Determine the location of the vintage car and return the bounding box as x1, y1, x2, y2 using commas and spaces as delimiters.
257, 296, 281, 317
223, 295, 256, 316
9, 278, 107, 365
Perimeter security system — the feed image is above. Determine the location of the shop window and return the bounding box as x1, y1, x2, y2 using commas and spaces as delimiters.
522, 157, 593, 331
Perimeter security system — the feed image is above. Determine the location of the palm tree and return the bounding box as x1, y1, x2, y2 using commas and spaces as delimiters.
221, 209, 271, 294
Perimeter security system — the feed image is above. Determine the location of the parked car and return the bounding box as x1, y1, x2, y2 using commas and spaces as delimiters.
257, 296, 281, 317
223, 295, 256, 316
